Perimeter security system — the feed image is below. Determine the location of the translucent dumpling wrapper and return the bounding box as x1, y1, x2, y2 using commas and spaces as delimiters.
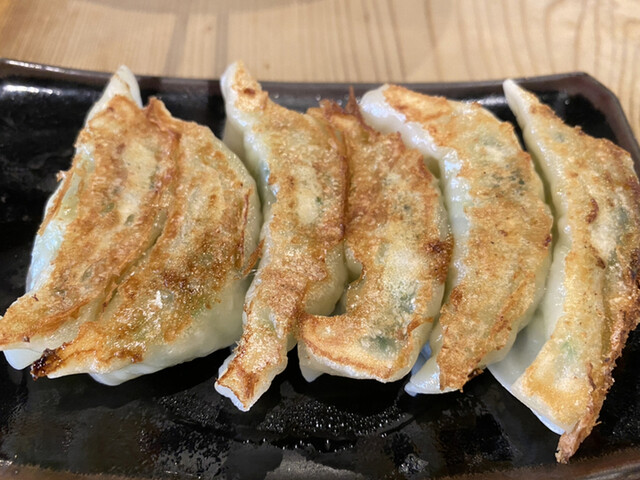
360, 84, 553, 393
297, 98, 452, 382
0, 66, 176, 366
1, 67, 261, 385
489, 80, 640, 462
214, 61, 348, 411
31, 98, 261, 384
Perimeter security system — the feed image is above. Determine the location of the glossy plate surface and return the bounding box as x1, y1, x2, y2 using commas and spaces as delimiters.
0, 60, 639, 479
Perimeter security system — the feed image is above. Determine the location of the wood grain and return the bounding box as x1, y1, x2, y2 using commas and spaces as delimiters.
0, 0, 639, 138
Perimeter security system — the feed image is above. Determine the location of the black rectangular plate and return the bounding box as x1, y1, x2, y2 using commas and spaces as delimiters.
1, 59, 640, 480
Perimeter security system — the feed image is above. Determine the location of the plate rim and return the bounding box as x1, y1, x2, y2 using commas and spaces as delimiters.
1, 58, 640, 479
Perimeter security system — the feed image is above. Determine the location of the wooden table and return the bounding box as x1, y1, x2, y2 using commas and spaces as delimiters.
0, 0, 638, 138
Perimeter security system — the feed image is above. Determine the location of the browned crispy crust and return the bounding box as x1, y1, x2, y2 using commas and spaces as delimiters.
0, 96, 177, 349
215, 63, 347, 409
382, 85, 553, 390
505, 86, 640, 462
555, 241, 640, 463
30, 99, 255, 377
297, 96, 452, 381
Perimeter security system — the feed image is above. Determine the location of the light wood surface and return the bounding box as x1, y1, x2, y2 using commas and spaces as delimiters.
0, 0, 639, 138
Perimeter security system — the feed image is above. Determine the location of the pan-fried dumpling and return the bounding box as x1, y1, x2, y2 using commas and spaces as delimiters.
297, 98, 452, 382
360, 85, 552, 393
0, 67, 176, 366
31, 98, 261, 385
489, 80, 640, 462
214, 62, 348, 411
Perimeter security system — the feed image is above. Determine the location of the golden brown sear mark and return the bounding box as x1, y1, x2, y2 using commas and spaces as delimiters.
214, 62, 347, 411
298, 96, 451, 382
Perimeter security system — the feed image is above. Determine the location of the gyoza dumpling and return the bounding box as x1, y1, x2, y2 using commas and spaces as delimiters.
360, 85, 552, 393
489, 80, 640, 462
297, 98, 452, 382
31, 98, 261, 385
214, 62, 348, 411
0, 67, 176, 366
